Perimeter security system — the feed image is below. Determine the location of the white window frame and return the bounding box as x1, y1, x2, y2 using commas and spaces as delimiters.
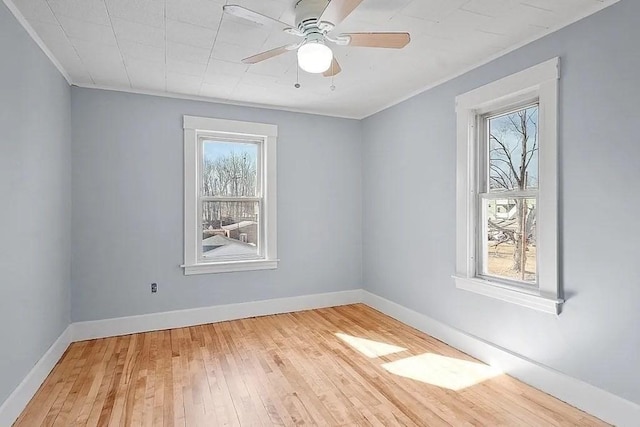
453, 58, 562, 314
182, 115, 278, 275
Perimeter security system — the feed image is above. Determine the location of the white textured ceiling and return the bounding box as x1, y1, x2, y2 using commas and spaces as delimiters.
11, 0, 616, 118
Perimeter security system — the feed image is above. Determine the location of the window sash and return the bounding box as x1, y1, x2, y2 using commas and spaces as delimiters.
198, 136, 263, 199
476, 196, 539, 287
197, 200, 264, 263
199, 196, 262, 202
478, 190, 537, 199
476, 102, 540, 288
478, 101, 539, 195
196, 136, 265, 263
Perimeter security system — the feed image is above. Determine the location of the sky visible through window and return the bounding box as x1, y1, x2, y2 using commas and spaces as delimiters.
201, 139, 258, 199
203, 139, 257, 164
488, 105, 538, 191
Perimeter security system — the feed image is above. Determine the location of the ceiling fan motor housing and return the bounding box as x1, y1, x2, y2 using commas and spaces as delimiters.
295, 0, 330, 33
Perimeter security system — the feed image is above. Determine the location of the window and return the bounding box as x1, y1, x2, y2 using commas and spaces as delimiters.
480, 103, 538, 284
454, 58, 562, 314
182, 116, 277, 275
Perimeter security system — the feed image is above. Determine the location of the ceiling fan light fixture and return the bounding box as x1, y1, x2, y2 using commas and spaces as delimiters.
297, 41, 333, 74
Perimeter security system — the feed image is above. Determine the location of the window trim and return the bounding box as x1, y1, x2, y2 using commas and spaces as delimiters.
453, 58, 562, 314
182, 115, 278, 275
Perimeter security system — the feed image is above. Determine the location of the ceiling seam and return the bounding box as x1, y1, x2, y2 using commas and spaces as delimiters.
198, 0, 231, 98
41, 0, 95, 85
102, 0, 132, 89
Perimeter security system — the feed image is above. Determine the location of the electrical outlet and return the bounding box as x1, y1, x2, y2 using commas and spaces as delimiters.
151, 283, 157, 293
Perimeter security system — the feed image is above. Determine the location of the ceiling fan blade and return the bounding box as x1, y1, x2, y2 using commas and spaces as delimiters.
223, 4, 290, 28
319, 0, 364, 26
242, 45, 293, 64
323, 58, 342, 77
343, 32, 411, 48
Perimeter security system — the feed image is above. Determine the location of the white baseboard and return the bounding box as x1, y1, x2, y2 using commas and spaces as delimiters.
0, 326, 72, 426
3, 289, 638, 427
361, 290, 640, 427
72, 289, 364, 342
0, 290, 362, 425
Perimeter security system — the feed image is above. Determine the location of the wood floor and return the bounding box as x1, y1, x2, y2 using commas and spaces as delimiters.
16, 304, 606, 426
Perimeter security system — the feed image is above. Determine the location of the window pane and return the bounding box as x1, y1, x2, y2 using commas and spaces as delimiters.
482, 198, 537, 283
202, 140, 258, 197
202, 201, 259, 260
487, 105, 538, 191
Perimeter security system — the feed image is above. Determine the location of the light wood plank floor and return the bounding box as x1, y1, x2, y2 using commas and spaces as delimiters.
16, 304, 607, 426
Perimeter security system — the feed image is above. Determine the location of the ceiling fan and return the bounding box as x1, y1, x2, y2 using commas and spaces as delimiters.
222, 0, 411, 77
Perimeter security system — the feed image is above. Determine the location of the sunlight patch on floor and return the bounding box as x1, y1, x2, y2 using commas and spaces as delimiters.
381, 353, 502, 390
335, 333, 408, 358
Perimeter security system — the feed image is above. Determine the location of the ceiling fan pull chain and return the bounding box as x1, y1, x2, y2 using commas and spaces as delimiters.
330, 61, 336, 91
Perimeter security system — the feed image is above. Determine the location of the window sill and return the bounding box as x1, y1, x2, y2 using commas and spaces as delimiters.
183, 259, 278, 275
453, 275, 563, 315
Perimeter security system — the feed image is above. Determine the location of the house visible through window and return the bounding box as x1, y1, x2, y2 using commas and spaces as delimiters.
183, 116, 277, 275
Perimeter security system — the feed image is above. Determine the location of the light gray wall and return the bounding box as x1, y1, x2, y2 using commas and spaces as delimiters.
70, 88, 362, 322
0, 2, 71, 406
3, 0, 636, 411
362, 0, 639, 404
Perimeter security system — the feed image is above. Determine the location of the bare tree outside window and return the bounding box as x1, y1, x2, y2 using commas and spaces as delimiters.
482, 105, 538, 283
202, 141, 258, 229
